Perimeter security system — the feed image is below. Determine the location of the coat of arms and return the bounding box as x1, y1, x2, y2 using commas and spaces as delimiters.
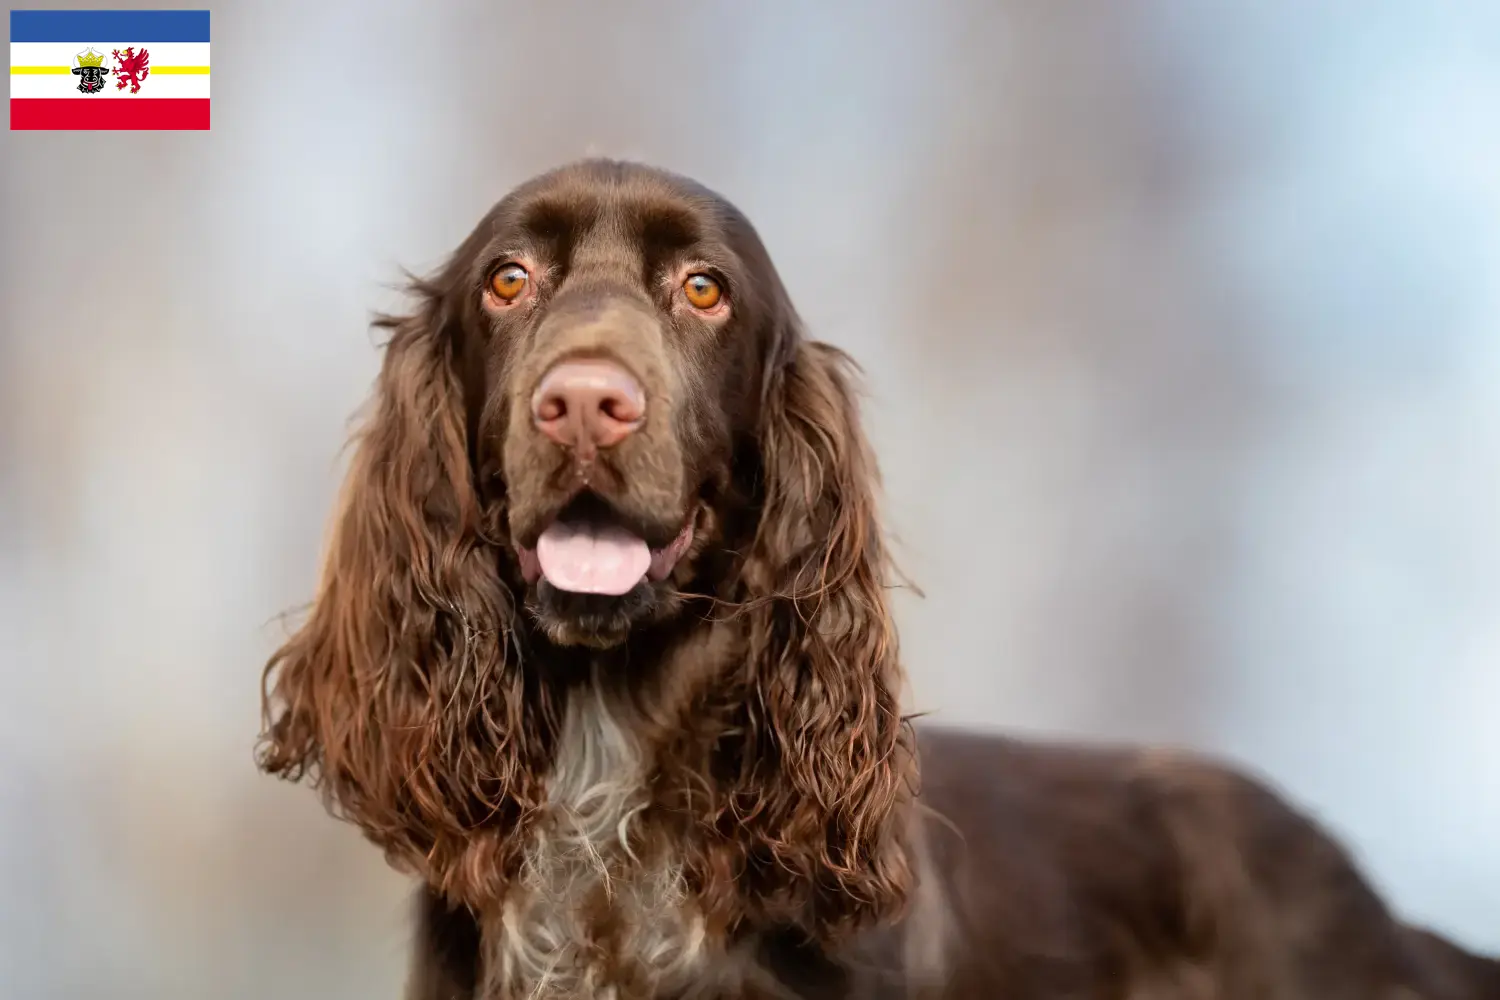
112, 46, 150, 94
70, 47, 110, 94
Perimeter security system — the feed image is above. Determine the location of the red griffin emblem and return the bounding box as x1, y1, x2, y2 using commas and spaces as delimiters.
111, 47, 151, 94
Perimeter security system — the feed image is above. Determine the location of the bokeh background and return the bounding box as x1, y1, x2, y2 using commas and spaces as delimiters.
3, 1, 1497, 996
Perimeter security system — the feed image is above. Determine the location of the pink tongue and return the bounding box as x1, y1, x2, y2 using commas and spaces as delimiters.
535, 521, 651, 596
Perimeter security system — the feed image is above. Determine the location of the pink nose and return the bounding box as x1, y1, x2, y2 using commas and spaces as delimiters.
531, 359, 646, 451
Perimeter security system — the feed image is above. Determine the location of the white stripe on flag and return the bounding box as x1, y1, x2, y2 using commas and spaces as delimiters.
9, 41, 211, 69
10, 71, 209, 99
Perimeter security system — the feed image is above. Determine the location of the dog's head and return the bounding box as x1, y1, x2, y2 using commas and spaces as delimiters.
258, 161, 912, 933
455, 162, 796, 646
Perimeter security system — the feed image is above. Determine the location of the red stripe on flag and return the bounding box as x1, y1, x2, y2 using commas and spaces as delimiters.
10, 98, 211, 131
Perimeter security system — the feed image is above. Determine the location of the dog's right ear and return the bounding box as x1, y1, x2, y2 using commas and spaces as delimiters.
255, 261, 543, 907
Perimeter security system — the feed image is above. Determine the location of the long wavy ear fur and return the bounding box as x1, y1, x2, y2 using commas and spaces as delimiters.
728, 337, 915, 938
256, 279, 545, 907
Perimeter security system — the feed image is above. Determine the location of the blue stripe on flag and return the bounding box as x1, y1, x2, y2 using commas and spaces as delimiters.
9, 9, 210, 43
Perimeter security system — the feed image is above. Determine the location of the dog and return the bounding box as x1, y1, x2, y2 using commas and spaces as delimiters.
258, 160, 1498, 998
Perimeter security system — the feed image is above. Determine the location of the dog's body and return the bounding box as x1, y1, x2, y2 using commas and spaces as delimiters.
408, 719, 1499, 999
256, 160, 1497, 999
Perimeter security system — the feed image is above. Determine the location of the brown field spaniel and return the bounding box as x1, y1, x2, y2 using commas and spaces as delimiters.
257, 160, 1499, 999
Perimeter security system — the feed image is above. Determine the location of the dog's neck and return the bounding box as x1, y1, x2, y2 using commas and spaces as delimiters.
478, 662, 711, 1000
475, 621, 858, 999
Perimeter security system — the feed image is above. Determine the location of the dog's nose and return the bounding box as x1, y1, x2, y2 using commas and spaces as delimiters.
531, 359, 646, 451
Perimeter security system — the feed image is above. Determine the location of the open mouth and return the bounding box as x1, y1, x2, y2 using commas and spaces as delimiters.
515, 494, 695, 597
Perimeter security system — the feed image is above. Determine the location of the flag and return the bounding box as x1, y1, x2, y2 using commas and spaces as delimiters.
10, 9, 210, 130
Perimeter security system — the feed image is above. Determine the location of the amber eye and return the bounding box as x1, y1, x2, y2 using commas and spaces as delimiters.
683, 273, 723, 311
489, 263, 529, 302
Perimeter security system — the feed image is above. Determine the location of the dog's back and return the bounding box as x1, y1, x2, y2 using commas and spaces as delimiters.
879, 727, 1499, 999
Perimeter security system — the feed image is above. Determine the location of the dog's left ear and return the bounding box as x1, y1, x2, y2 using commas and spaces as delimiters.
734, 335, 915, 938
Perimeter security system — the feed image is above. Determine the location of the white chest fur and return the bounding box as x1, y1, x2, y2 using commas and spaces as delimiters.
480, 678, 708, 999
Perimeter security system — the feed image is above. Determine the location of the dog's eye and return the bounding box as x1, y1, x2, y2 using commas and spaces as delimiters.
682, 273, 723, 311
489, 264, 529, 302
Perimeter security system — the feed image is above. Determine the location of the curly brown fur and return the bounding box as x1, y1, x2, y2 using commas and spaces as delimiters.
259, 161, 1498, 999
257, 275, 557, 908
259, 161, 911, 996
649, 339, 913, 943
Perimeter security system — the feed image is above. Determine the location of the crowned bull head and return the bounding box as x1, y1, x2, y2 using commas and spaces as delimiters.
71, 48, 110, 94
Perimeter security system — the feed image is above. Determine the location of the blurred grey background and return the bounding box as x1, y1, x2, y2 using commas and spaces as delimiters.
3, 1, 1497, 996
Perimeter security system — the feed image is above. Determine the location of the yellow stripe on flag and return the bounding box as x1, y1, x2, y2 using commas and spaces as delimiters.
10, 65, 209, 74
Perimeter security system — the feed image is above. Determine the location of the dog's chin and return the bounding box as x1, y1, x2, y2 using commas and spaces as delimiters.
532, 578, 663, 649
